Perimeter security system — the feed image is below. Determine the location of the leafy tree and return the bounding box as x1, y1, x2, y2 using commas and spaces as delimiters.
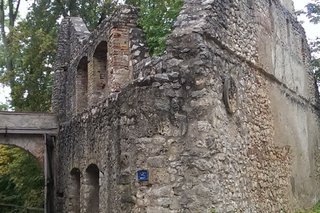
0, 102, 8, 110
0, 145, 44, 209
125, 0, 183, 55
313, 56, 320, 82
0, 175, 22, 208
56, 0, 119, 30
302, 0, 320, 82
0, 0, 21, 78
0, 0, 21, 113
1, 0, 118, 112
305, 0, 320, 24
0, 0, 54, 112
6, 1, 58, 112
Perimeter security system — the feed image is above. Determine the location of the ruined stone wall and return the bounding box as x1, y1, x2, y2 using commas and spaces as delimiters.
255, 0, 320, 210
53, 0, 320, 212
52, 6, 148, 121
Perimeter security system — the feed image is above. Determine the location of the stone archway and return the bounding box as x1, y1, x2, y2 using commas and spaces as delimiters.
1, 134, 46, 164
0, 111, 58, 213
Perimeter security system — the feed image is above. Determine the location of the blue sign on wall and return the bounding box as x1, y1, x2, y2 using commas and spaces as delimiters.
137, 170, 149, 181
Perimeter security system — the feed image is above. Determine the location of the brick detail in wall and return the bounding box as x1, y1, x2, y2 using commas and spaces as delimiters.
108, 27, 131, 92
88, 57, 94, 106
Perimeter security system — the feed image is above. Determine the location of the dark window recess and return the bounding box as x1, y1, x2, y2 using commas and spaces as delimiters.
76, 57, 88, 111
69, 168, 81, 213
86, 164, 100, 213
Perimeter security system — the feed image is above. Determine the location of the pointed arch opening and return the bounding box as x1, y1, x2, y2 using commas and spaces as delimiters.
69, 168, 81, 213
85, 164, 99, 212
76, 56, 88, 112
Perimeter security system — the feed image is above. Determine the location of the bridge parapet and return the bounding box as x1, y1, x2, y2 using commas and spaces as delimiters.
0, 112, 58, 135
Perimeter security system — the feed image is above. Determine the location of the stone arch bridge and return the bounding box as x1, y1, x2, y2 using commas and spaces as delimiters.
0, 111, 57, 212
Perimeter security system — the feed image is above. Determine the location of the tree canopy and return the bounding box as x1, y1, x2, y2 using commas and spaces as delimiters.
126, 0, 183, 55
0, 145, 44, 209
0, 0, 119, 112
0, 102, 8, 110
302, 0, 320, 82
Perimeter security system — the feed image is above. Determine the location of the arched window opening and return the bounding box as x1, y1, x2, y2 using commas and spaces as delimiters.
76, 56, 88, 112
86, 164, 99, 212
69, 168, 81, 213
92, 41, 108, 103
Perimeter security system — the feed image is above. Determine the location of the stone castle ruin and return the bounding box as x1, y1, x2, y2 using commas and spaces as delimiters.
51, 0, 320, 212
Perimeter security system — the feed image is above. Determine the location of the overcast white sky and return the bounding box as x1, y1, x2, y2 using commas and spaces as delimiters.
0, 0, 319, 104
294, 0, 319, 41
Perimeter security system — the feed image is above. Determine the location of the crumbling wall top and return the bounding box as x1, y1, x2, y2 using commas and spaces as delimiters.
279, 0, 295, 13
53, 5, 148, 120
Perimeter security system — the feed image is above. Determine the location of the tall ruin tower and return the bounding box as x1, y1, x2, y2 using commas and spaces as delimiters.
52, 1, 320, 212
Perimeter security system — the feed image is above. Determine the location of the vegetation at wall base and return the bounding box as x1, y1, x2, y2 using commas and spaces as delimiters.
296, 202, 320, 213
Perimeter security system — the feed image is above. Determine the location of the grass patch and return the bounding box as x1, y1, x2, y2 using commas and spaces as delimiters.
297, 202, 320, 213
